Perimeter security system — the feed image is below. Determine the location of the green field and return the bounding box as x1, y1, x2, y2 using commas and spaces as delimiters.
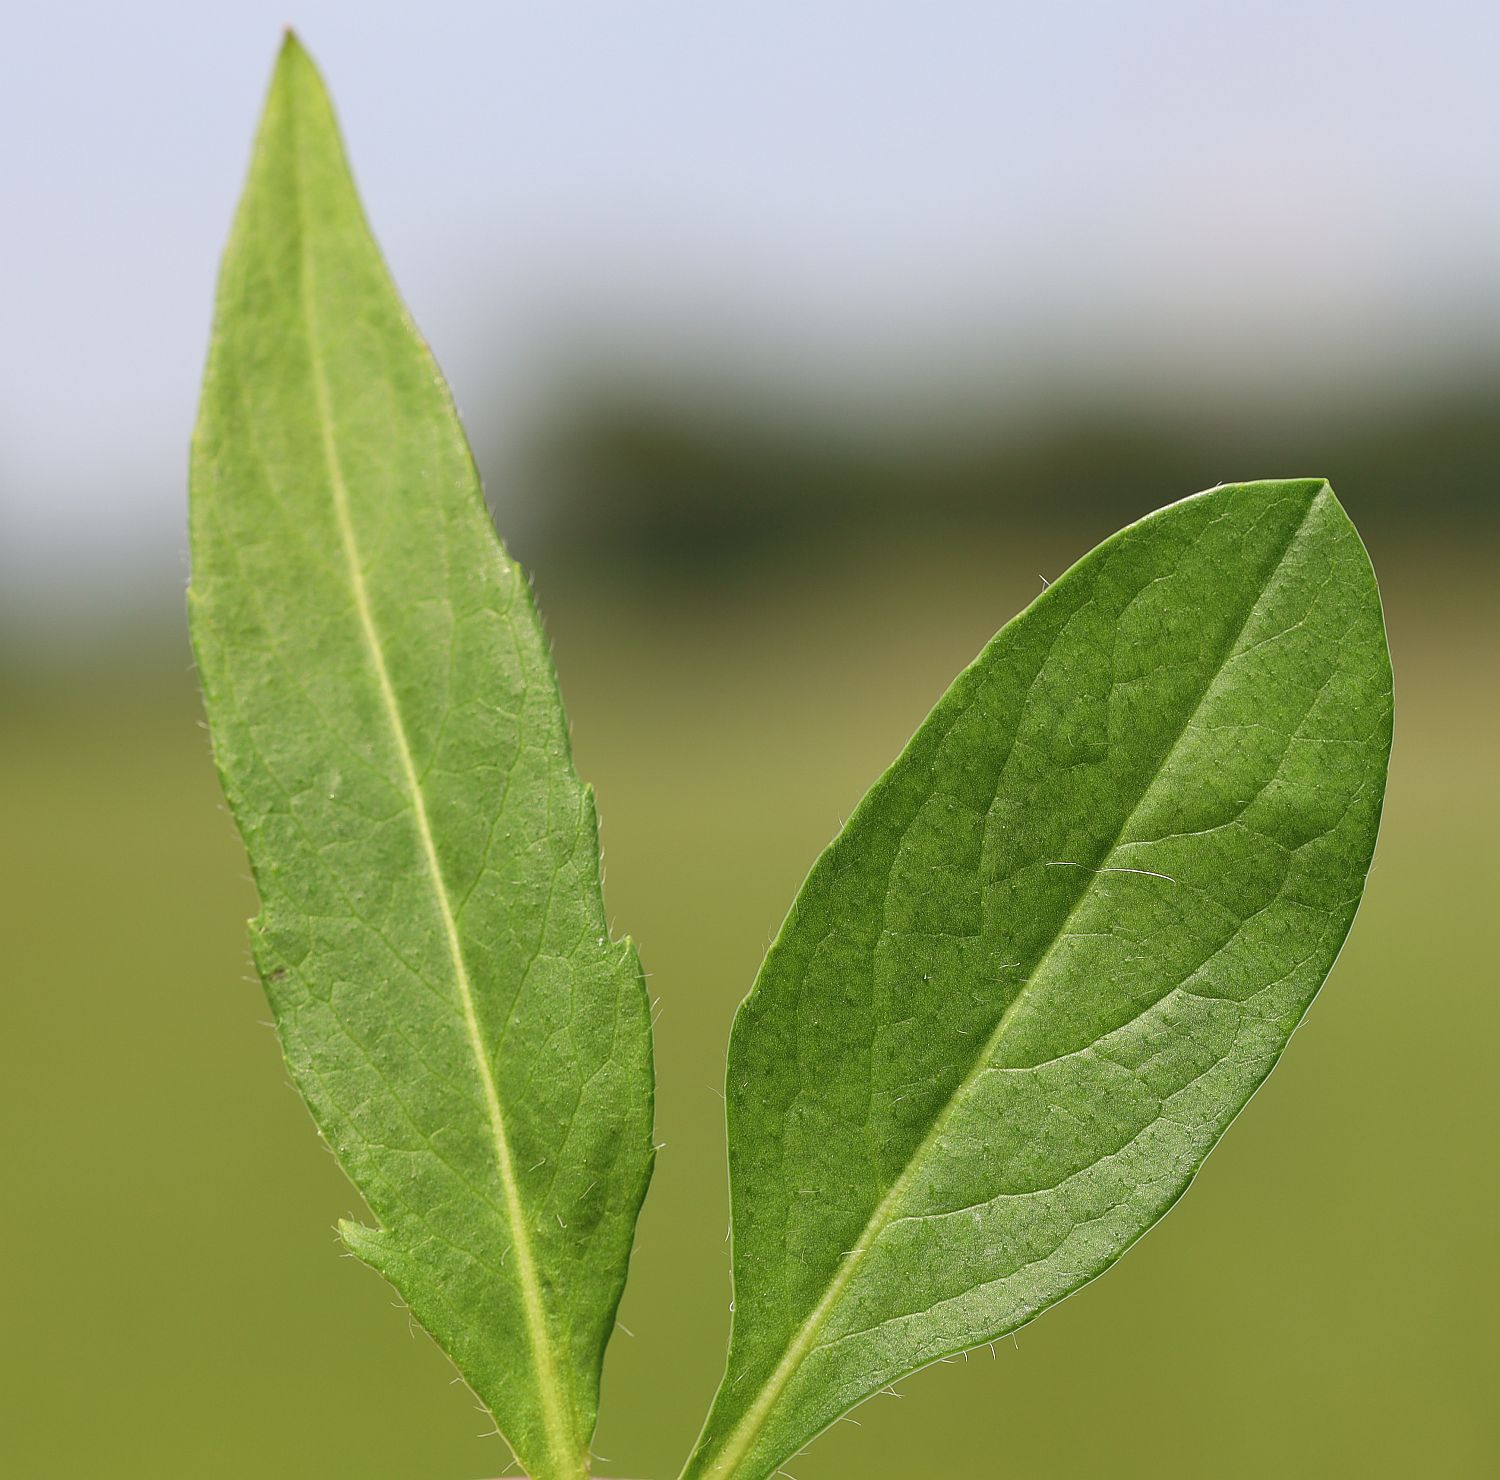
4, 529, 1494, 1477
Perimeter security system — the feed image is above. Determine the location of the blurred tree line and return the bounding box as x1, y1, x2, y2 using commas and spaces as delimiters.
490, 365, 1499, 584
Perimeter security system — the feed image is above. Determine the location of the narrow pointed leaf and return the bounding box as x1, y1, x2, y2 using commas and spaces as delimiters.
685, 480, 1391, 1480
188, 37, 654, 1479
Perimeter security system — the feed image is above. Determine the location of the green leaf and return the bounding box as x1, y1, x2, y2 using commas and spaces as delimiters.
188, 36, 653, 1479
685, 480, 1391, 1480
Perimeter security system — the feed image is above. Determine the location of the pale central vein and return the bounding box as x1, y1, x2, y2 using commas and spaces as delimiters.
694, 492, 1320, 1478
291, 153, 577, 1477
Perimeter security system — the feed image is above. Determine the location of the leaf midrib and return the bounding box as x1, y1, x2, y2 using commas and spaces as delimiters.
284, 84, 580, 1479
693, 490, 1322, 1479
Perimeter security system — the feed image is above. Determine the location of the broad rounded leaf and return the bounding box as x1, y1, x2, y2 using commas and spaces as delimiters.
188, 37, 653, 1480
685, 480, 1391, 1480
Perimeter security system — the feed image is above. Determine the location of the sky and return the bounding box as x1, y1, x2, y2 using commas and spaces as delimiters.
3, 0, 1498, 623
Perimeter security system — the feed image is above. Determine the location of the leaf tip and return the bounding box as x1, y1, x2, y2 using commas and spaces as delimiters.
270, 25, 325, 99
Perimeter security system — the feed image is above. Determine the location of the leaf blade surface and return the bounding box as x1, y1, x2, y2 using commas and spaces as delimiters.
188, 37, 653, 1479
685, 480, 1391, 1480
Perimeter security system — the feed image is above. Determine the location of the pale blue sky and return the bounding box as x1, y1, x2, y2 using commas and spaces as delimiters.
3, 0, 1498, 618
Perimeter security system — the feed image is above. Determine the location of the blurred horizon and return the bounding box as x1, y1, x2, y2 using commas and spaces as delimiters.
2, 4, 1496, 1478
6, 348, 1499, 654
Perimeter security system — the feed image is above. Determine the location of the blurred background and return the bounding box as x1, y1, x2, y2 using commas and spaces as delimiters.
2, 2, 1496, 1476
